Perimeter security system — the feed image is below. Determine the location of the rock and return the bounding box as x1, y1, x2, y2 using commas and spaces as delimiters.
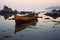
45, 18, 50, 20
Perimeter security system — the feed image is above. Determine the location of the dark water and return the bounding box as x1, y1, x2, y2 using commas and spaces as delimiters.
0, 15, 60, 40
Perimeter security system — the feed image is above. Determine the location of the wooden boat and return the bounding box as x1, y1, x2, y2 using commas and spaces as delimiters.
14, 13, 38, 23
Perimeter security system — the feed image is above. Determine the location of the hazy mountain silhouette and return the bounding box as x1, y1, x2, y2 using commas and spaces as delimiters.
0, 5, 17, 20
46, 6, 60, 9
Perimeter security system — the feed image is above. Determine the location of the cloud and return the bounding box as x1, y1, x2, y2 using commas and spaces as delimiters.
3, 0, 60, 6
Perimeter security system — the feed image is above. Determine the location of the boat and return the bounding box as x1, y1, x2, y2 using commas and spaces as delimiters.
14, 13, 38, 24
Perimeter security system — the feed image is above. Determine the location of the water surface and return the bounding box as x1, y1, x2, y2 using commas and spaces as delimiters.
0, 14, 60, 40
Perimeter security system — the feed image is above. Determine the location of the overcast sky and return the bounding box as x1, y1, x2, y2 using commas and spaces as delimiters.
0, 0, 60, 11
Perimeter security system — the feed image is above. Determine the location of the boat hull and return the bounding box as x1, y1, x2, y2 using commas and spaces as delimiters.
14, 16, 37, 24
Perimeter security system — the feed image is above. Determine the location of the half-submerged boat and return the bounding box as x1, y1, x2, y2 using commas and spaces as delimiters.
14, 12, 38, 23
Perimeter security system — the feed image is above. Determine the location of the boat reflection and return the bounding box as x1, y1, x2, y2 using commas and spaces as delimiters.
15, 19, 38, 34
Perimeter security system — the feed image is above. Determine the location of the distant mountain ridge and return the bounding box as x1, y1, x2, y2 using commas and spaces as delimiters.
46, 6, 60, 9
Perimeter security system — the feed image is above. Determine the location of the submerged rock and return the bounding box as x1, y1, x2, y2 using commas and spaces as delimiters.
3, 35, 12, 38
12, 18, 15, 20
45, 12, 60, 19
8, 18, 11, 20
45, 18, 50, 20
53, 26, 55, 28
0, 38, 4, 40
38, 16, 43, 18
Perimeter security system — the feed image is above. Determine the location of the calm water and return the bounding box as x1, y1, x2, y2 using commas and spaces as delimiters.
0, 13, 60, 40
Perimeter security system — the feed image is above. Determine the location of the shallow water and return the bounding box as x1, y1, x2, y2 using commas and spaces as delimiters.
0, 14, 60, 40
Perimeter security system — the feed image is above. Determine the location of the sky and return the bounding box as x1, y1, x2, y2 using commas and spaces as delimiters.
0, 0, 60, 11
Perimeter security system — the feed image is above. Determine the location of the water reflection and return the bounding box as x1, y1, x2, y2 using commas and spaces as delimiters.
15, 19, 38, 34
0, 13, 60, 40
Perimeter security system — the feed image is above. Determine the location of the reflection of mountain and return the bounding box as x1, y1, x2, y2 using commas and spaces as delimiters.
15, 19, 38, 34
0, 13, 13, 20
46, 6, 60, 9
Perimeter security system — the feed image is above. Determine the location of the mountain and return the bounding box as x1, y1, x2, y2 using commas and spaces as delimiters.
46, 6, 60, 9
